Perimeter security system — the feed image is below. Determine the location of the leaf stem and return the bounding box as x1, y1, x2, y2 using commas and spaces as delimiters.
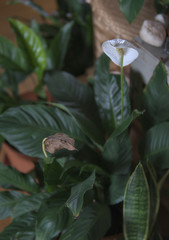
121, 55, 124, 123
158, 168, 169, 190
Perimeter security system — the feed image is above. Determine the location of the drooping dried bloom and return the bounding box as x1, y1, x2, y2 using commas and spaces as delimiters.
44, 133, 77, 154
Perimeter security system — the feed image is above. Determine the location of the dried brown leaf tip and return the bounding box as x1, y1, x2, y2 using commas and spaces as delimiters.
44, 133, 77, 154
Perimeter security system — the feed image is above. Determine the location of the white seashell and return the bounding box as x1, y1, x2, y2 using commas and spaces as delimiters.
102, 39, 139, 67
155, 14, 169, 29
139, 20, 166, 47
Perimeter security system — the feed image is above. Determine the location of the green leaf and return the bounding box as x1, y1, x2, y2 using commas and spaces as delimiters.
123, 163, 150, 240
9, 19, 47, 80
0, 135, 4, 148
110, 109, 144, 138
44, 159, 67, 192
0, 163, 39, 193
94, 53, 130, 133
0, 89, 16, 113
70, 109, 104, 147
48, 21, 74, 70
147, 162, 160, 236
118, 0, 146, 23
59, 203, 111, 240
44, 71, 97, 116
13, 192, 50, 218
80, 163, 109, 177
30, 19, 47, 50
142, 62, 169, 126
0, 213, 36, 240
45, 71, 104, 145
1, 70, 27, 96
116, 133, 132, 175
36, 192, 73, 240
0, 191, 48, 220
109, 174, 129, 205
0, 191, 24, 220
140, 122, 169, 170
0, 104, 89, 158
102, 136, 119, 163
102, 132, 132, 174
0, 35, 28, 72
51, 103, 104, 149
66, 171, 96, 216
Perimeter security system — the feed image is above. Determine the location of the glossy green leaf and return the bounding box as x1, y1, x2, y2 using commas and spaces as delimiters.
110, 109, 144, 138
147, 162, 160, 236
66, 171, 96, 216
123, 163, 150, 240
94, 53, 131, 133
51, 103, 104, 148
1, 70, 27, 96
0, 35, 28, 72
0, 213, 36, 240
109, 174, 129, 205
117, 134, 132, 174
44, 159, 67, 192
0, 89, 16, 113
118, 0, 146, 23
9, 19, 47, 80
0, 163, 39, 193
30, 19, 47, 50
13, 192, 49, 218
0, 191, 24, 220
59, 203, 111, 240
0, 191, 48, 220
70, 109, 104, 147
48, 21, 74, 70
44, 71, 97, 115
142, 62, 169, 126
140, 122, 169, 170
0, 135, 4, 148
0, 105, 89, 158
102, 136, 119, 163
102, 132, 132, 174
80, 163, 109, 177
45, 71, 104, 145
36, 192, 73, 240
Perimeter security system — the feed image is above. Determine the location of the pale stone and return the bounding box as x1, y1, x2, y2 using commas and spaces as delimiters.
155, 14, 169, 29
139, 20, 166, 47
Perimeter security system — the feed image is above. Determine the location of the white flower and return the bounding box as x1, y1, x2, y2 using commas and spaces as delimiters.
102, 39, 139, 67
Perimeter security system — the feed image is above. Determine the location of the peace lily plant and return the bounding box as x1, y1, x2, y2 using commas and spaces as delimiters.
102, 39, 139, 122
0, 19, 169, 240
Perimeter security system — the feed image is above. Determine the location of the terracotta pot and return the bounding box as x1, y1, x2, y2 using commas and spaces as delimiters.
1, 143, 36, 173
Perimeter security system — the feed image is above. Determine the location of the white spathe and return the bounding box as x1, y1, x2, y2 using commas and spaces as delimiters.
102, 39, 139, 67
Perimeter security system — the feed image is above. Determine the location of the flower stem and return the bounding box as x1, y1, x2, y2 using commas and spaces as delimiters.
120, 55, 124, 123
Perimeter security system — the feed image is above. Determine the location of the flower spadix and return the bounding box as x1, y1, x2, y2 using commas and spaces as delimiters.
102, 39, 139, 67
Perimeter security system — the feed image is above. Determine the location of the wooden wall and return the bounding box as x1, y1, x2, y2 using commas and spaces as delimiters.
0, 0, 57, 42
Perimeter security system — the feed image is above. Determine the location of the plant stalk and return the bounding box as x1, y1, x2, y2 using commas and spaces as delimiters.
120, 55, 124, 123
